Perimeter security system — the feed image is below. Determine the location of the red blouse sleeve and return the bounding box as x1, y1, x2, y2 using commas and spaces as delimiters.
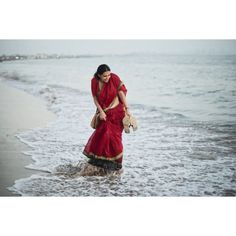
119, 84, 127, 96
112, 73, 127, 95
91, 77, 98, 97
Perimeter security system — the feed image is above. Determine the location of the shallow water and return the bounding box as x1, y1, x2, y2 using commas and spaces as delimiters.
0, 54, 236, 196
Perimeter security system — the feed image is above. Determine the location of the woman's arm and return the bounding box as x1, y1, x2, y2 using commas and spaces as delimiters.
118, 91, 131, 116
93, 96, 107, 121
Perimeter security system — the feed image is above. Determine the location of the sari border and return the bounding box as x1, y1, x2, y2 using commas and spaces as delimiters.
83, 150, 123, 162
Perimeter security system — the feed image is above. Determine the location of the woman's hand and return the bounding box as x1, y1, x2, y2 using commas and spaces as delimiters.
99, 111, 107, 121
126, 108, 132, 117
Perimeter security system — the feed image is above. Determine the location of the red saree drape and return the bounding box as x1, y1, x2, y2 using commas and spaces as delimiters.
83, 73, 127, 169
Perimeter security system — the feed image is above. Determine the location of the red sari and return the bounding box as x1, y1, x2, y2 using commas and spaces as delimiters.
83, 73, 127, 170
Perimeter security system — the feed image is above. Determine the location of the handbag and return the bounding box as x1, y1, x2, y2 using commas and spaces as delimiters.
90, 111, 100, 129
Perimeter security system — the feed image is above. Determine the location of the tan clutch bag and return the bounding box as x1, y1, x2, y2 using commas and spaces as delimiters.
90, 111, 100, 129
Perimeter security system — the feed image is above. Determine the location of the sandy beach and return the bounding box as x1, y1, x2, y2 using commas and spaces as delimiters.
0, 80, 56, 196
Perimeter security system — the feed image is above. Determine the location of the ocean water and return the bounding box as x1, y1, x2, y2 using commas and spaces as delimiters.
0, 54, 236, 196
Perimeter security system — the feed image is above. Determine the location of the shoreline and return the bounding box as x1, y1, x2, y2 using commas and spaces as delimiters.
0, 80, 56, 196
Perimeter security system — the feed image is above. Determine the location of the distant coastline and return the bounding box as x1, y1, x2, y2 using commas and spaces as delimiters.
0, 53, 106, 62
1, 52, 236, 63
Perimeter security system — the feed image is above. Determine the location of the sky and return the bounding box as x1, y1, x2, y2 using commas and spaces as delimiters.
0, 40, 236, 55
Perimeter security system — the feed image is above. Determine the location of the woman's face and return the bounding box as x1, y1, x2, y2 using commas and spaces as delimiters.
98, 71, 111, 83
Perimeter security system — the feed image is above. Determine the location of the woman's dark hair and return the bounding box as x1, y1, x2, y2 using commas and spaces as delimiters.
94, 64, 111, 80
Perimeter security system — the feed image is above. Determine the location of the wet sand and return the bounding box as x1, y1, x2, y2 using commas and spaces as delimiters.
0, 81, 56, 196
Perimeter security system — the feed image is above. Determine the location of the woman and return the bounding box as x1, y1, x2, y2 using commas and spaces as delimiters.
83, 64, 131, 171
